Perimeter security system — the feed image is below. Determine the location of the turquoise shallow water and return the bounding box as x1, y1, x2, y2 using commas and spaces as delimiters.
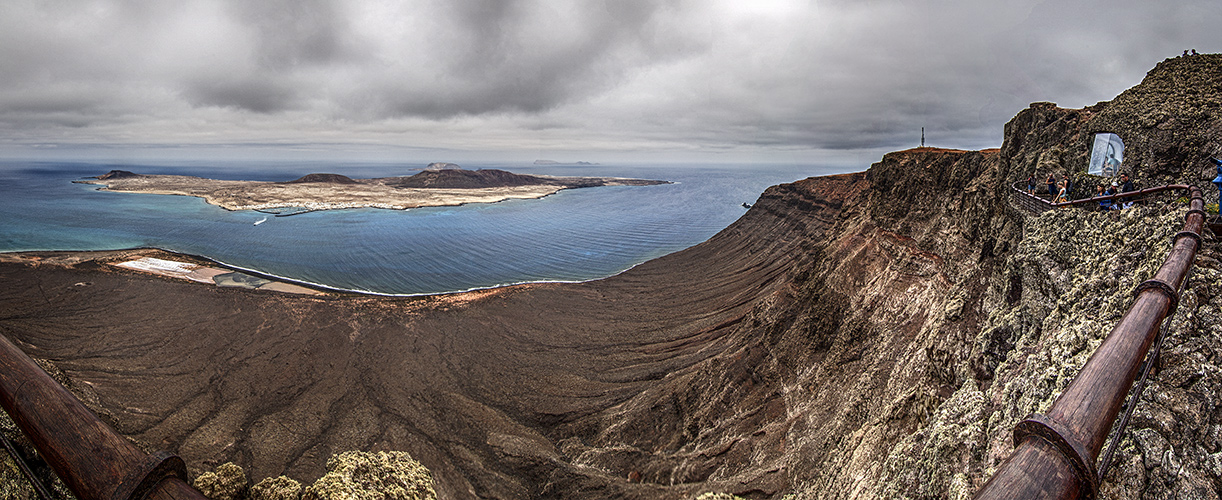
0, 161, 845, 295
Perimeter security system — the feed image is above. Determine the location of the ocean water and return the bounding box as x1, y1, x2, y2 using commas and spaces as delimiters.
0, 160, 846, 295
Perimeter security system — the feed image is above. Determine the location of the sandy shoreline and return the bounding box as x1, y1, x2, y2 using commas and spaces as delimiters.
0, 248, 554, 300
0, 249, 327, 296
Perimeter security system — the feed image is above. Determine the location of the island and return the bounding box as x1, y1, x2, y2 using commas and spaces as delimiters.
77, 167, 668, 212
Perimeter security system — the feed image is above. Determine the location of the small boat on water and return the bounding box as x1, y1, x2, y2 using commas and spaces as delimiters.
253, 217, 268, 226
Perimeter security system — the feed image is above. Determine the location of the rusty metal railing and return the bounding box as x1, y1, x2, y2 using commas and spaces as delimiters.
1, 426, 56, 499
1010, 181, 1192, 215
975, 185, 1206, 499
0, 334, 208, 500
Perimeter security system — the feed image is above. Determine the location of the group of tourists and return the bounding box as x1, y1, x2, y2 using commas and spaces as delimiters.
1097, 173, 1137, 210
1024, 173, 1074, 203
1023, 172, 1136, 209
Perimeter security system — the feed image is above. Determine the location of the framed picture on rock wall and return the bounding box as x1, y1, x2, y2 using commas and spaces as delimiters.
1088, 133, 1124, 177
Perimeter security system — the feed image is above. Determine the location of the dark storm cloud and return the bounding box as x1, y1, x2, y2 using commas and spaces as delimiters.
1, 0, 1221, 160
227, 0, 354, 68
183, 77, 299, 113
176, 0, 359, 112
351, 0, 700, 118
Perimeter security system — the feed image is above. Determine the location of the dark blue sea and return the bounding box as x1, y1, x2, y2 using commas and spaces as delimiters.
0, 161, 847, 295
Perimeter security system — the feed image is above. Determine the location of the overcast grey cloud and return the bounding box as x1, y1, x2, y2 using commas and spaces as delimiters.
0, 0, 1219, 164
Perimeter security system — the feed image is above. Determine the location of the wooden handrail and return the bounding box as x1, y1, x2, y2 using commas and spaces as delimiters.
975, 186, 1206, 499
0, 334, 208, 500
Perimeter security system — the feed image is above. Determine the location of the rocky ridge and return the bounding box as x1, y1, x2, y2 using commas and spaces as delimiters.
776, 54, 1222, 498
281, 174, 358, 185
531, 55, 1222, 498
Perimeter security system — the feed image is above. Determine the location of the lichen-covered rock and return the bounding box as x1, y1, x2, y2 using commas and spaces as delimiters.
980, 206, 1181, 454
250, 476, 302, 500
1, 454, 38, 500
0, 412, 74, 500
194, 462, 248, 500
875, 379, 987, 500
849, 196, 1221, 499
694, 493, 749, 500
302, 451, 436, 500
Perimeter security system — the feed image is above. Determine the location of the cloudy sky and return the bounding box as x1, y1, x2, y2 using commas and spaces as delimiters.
1, 0, 1219, 165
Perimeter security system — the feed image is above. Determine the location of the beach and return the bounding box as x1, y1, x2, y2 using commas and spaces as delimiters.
0, 249, 325, 295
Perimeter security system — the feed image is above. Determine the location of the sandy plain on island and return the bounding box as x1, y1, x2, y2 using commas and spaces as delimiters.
77, 169, 668, 212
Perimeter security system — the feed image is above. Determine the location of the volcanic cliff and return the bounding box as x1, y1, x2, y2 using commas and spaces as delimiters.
2, 55, 1222, 500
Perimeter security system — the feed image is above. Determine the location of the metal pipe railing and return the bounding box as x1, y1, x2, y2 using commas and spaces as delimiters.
0, 334, 208, 500
1, 427, 56, 500
1010, 181, 1191, 210
975, 186, 1206, 499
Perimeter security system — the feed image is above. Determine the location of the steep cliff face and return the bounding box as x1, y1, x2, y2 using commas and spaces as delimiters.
773, 55, 1222, 498
558, 55, 1222, 499
508, 144, 1019, 499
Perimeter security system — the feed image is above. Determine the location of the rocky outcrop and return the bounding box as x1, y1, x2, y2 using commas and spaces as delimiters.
863, 205, 1221, 499
1005, 54, 1222, 204
386, 169, 550, 189
781, 56, 1222, 497
94, 169, 141, 180
250, 476, 303, 500
186, 452, 435, 500
303, 451, 436, 500
281, 174, 358, 185
194, 462, 249, 500
1087, 54, 1222, 195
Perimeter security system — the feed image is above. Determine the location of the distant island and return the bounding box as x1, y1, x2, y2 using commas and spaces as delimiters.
78, 166, 667, 212
534, 159, 599, 165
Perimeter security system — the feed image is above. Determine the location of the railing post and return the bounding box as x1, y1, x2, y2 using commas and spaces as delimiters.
0, 334, 207, 500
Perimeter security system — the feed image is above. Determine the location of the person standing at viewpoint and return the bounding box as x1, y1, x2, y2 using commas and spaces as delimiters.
1119, 172, 1136, 208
